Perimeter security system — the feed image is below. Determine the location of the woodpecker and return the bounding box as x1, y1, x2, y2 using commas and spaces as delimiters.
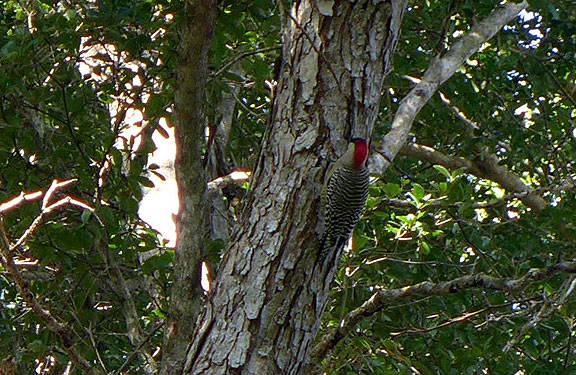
318, 138, 370, 262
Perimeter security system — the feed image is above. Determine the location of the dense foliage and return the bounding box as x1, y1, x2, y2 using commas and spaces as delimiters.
0, 0, 575, 374
329, 2, 576, 374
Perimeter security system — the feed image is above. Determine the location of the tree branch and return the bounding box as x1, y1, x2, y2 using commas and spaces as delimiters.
390, 299, 533, 337
0, 183, 101, 375
380, 179, 574, 213
206, 170, 251, 192
370, 0, 528, 174
0, 191, 43, 214
112, 321, 165, 375
504, 274, 576, 352
309, 261, 576, 363
399, 142, 547, 212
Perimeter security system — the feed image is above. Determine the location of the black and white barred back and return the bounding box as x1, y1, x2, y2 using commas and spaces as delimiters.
318, 164, 370, 262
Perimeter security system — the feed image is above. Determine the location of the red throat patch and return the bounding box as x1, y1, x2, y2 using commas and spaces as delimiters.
353, 140, 368, 169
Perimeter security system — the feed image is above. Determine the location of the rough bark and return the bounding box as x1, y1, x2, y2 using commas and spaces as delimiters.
181, 1, 407, 374
160, 1, 218, 374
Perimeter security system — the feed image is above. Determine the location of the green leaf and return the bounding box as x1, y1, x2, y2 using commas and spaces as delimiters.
142, 251, 174, 274
81, 209, 92, 224
0, 41, 18, 58
433, 164, 451, 180
438, 181, 448, 193
139, 175, 156, 188
411, 183, 425, 201
384, 183, 402, 198
420, 241, 431, 254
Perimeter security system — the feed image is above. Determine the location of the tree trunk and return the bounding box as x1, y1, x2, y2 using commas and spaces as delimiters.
161, 0, 218, 374
182, 1, 407, 374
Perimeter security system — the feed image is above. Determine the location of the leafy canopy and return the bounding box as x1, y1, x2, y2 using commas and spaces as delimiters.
0, 0, 575, 374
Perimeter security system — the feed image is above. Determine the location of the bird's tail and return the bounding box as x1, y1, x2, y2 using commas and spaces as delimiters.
317, 233, 347, 264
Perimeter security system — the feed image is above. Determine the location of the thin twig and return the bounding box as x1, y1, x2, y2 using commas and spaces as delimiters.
92, 225, 158, 374
399, 142, 548, 212
210, 45, 281, 78
0, 181, 101, 374
112, 322, 164, 375
563, 317, 575, 371
504, 275, 576, 352
379, 181, 575, 212
391, 302, 505, 336
13, 195, 94, 252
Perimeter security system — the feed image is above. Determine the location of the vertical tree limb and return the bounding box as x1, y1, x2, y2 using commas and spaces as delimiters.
160, 1, 218, 374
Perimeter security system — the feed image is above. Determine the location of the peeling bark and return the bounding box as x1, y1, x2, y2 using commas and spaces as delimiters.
182, 1, 407, 374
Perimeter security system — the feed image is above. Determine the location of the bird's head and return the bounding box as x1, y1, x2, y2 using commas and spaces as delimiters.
349, 137, 369, 169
